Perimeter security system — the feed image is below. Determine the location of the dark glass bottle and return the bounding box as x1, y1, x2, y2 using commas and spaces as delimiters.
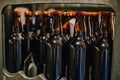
33, 11, 43, 37
78, 12, 92, 80
45, 11, 55, 40
23, 11, 33, 35
37, 11, 51, 74
22, 11, 34, 72
63, 11, 78, 53
32, 11, 44, 74
81, 12, 92, 45
64, 11, 77, 38
100, 12, 115, 80
68, 13, 86, 80
88, 12, 100, 80
62, 13, 70, 40
100, 14, 110, 80
78, 12, 90, 80
94, 12, 110, 80
107, 12, 114, 80
7, 11, 23, 72
45, 11, 62, 80
62, 11, 77, 79
61, 11, 70, 77
89, 12, 101, 80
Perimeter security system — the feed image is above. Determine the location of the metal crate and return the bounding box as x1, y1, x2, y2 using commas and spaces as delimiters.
0, 0, 120, 80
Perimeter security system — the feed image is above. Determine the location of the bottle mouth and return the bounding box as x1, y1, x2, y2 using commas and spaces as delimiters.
25, 11, 32, 16
34, 10, 43, 15
13, 10, 21, 15
43, 11, 53, 16
43, 11, 64, 16
63, 11, 77, 16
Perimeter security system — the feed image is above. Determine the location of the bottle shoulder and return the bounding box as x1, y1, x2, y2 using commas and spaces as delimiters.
72, 36, 86, 48
9, 32, 24, 41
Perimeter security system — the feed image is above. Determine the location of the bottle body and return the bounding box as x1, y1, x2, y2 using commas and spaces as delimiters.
7, 11, 23, 72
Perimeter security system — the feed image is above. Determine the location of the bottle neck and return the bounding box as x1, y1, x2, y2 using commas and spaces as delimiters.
76, 16, 83, 37
52, 14, 61, 36
101, 15, 108, 39
49, 16, 54, 36
12, 15, 21, 33
82, 15, 87, 39
93, 15, 99, 37
62, 17, 70, 36
109, 14, 115, 38
24, 16, 33, 32
35, 15, 43, 30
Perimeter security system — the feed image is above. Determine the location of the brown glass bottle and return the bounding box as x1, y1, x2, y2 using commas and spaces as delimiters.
93, 12, 110, 80
33, 11, 43, 37
7, 11, 23, 73
61, 11, 71, 77
79, 12, 100, 80
38, 11, 50, 74
67, 12, 86, 80
45, 11, 62, 80
107, 12, 114, 80
44, 11, 56, 37
62, 11, 77, 79
101, 12, 115, 80
32, 11, 44, 74
22, 11, 34, 73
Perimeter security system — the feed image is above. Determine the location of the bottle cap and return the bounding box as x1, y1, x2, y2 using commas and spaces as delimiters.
64, 11, 77, 16
13, 10, 21, 16
43, 11, 53, 16
110, 12, 115, 16
34, 10, 43, 15
25, 11, 32, 16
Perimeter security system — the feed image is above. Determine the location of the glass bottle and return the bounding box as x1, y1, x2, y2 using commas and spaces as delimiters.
38, 11, 51, 74
45, 11, 62, 80
107, 12, 115, 80
100, 12, 114, 80
32, 11, 44, 74
61, 11, 70, 77
100, 13, 110, 80
33, 11, 43, 38
22, 11, 34, 72
62, 11, 77, 79
68, 12, 86, 80
7, 10, 23, 72
94, 12, 110, 80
